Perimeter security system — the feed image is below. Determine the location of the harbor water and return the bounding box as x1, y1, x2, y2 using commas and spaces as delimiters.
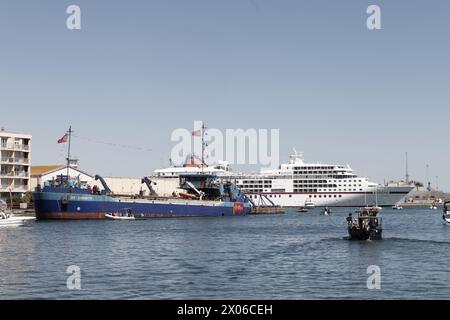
1, 207, 450, 299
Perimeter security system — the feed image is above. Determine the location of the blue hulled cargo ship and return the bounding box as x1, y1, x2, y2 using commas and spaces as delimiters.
33, 173, 250, 220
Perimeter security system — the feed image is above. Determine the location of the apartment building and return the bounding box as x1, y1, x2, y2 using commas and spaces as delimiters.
0, 128, 32, 201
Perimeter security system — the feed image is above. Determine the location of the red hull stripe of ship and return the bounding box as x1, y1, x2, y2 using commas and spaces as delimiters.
35, 212, 105, 220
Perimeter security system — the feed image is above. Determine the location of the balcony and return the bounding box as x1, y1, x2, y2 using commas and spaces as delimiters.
12, 186, 29, 192
0, 157, 30, 164
14, 171, 29, 178
13, 144, 29, 151
0, 171, 28, 178
0, 144, 30, 151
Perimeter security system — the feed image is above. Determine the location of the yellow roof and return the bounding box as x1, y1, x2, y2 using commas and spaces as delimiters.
31, 165, 65, 176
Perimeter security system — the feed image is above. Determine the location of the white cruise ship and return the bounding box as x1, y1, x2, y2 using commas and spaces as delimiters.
152, 153, 414, 207
230, 152, 414, 207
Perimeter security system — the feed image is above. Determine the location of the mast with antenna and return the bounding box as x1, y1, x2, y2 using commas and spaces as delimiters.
66, 126, 73, 178
201, 122, 207, 172
405, 152, 410, 184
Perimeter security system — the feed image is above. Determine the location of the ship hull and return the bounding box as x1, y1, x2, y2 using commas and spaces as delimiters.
33, 192, 249, 220
348, 227, 382, 241
246, 186, 413, 208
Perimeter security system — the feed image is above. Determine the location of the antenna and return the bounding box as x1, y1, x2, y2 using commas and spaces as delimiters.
66, 126, 73, 178
405, 152, 410, 184
201, 122, 207, 172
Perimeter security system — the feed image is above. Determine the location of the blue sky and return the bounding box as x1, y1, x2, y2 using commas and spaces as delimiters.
1, 1, 449, 189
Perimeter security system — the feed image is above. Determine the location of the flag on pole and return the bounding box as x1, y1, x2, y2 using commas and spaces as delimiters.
57, 133, 69, 144
192, 130, 201, 137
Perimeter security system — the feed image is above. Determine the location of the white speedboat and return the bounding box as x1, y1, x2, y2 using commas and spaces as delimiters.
304, 200, 315, 208
443, 201, 450, 224
0, 212, 36, 227
105, 213, 135, 221
392, 204, 403, 210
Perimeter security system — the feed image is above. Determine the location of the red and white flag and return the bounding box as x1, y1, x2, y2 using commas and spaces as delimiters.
192, 130, 201, 137
57, 133, 69, 144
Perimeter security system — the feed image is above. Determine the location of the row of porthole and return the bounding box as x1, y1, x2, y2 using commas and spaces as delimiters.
247, 194, 346, 199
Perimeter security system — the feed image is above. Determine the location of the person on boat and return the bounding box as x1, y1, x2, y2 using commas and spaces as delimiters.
346, 213, 353, 227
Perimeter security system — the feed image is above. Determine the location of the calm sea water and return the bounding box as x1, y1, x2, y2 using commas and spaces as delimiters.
1, 207, 450, 300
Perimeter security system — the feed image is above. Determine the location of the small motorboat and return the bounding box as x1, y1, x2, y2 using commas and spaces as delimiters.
304, 200, 315, 208
443, 201, 450, 224
298, 207, 309, 213
105, 213, 135, 220
105, 209, 135, 221
443, 215, 450, 224
0, 211, 36, 227
346, 211, 382, 240
392, 204, 403, 210
322, 207, 331, 216
430, 204, 438, 210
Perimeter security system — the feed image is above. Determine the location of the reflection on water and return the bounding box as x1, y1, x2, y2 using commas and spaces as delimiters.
1, 208, 450, 299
